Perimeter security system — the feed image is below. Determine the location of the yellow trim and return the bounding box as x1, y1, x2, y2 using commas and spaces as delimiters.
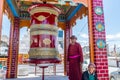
43, 38, 51, 45
30, 7, 59, 16
30, 24, 58, 36
88, 0, 94, 63
31, 30, 58, 36
58, 22, 66, 30
0, 58, 7, 61
35, 15, 47, 21
30, 48, 57, 50
29, 48, 59, 58
30, 24, 58, 31
20, 20, 30, 28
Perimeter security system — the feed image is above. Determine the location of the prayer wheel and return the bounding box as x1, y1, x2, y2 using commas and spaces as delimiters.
28, 4, 61, 61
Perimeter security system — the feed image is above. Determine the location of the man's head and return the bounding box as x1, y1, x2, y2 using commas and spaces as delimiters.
70, 35, 77, 43
88, 63, 96, 74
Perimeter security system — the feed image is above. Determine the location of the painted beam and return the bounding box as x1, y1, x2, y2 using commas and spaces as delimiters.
0, 0, 4, 41
67, 4, 83, 21
6, 0, 19, 17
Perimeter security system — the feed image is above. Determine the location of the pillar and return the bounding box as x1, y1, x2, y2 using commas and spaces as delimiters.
0, 0, 4, 40
6, 17, 20, 78
64, 22, 72, 75
88, 0, 109, 80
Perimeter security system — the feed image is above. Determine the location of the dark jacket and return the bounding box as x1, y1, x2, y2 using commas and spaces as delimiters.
82, 71, 98, 80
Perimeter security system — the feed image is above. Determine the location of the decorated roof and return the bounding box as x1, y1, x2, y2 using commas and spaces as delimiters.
4, 0, 88, 29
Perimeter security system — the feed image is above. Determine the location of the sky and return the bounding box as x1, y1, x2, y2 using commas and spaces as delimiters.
2, 15, 28, 40
72, 0, 120, 51
1, 0, 120, 51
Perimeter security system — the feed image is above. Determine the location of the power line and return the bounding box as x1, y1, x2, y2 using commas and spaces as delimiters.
77, 22, 88, 36
77, 16, 88, 36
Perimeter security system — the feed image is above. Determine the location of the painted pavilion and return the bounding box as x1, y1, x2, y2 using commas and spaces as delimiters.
0, 0, 109, 80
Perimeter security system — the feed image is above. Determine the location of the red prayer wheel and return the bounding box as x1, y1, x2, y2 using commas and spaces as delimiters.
28, 4, 61, 61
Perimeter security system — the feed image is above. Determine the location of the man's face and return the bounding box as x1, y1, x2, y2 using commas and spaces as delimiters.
88, 65, 95, 74
71, 38, 76, 43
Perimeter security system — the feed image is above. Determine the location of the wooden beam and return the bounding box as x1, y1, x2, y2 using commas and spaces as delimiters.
64, 22, 71, 75
67, 4, 83, 21
88, 0, 94, 63
0, 0, 4, 40
6, 0, 19, 17
19, 19, 30, 28
6, 17, 20, 78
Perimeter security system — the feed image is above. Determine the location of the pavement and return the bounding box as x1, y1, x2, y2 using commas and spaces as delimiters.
6, 75, 68, 80
1, 58, 120, 80
1, 64, 68, 80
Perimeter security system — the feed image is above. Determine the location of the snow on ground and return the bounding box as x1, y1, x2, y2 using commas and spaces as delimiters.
6, 76, 68, 80
2, 66, 119, 80
1, 58, 120, 80
109, 67, 119, 75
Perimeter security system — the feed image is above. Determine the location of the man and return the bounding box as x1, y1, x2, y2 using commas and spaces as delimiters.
82, 63, 98, 80
68, 35, 83, 80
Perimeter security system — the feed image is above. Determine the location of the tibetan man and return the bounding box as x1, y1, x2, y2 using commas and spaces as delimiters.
68, 35, 83, 80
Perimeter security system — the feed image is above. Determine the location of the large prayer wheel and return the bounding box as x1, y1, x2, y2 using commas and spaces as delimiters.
28, 4, 61, 61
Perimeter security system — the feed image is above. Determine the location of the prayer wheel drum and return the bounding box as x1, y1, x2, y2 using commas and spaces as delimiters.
28, 4, 61, 62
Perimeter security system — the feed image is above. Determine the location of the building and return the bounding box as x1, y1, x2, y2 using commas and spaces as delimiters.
0, 35, 9, 66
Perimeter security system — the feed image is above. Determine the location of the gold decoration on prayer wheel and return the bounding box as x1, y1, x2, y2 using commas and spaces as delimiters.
28, 4, 61, 61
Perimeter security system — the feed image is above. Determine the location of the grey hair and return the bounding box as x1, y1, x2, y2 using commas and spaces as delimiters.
88, 63, 96, 68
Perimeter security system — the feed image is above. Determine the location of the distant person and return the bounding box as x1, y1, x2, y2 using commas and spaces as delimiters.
68, 35, 83, 80
82, 63, 98, 80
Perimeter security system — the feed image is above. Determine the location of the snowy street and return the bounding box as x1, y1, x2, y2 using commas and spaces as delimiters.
6, 76, 68, 80
1, 58, 120, 80
1, 66, 119, 80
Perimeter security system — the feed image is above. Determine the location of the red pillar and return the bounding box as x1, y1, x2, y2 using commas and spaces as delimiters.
6, 17, 20, 78
64, 22, 72, 75
88, 0, 109, 80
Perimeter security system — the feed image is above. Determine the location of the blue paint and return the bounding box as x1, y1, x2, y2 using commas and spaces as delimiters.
67, 4, 83, 21
6, 0, 19, 17
59, 19, 66, 22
